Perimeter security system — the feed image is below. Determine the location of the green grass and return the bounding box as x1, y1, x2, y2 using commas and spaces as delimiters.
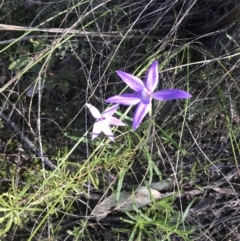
1, 0, 240, 240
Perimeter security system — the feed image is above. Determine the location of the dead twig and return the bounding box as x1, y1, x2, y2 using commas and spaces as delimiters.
0, 112, 56, 169
0, 24, 139, 38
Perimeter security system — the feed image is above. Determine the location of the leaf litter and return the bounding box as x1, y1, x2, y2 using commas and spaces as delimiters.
92, 186, 162, 220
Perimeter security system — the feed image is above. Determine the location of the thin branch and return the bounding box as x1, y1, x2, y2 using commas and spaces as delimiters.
0, 112, 56, 169
0, 24, 138, 37
0, 35, 60, 45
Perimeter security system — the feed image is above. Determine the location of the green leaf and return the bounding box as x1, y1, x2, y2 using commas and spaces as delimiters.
0, 216, 5, 224
8, 56, 32, 70
60, 80, 69, 94
59, 69, 75, 81
0, 208, 10, 212
45, 79, 57, 91
29, 63, 42, 74
0, 213, 12, 235
32, 38, 47, 52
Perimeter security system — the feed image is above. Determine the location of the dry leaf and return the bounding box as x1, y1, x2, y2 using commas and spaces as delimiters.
149, 180, 172, 190
0, 67, 6, 85
24, 0, 41, 9
213, 187, 235, 195
92, 186, 162, 220
0, 76, 6, 85
26, 83, 45, 97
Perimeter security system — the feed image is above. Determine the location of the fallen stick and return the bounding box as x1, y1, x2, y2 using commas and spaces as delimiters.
0, 112, 56, 169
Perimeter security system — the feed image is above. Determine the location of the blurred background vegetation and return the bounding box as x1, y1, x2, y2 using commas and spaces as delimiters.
1, 0, 240, 240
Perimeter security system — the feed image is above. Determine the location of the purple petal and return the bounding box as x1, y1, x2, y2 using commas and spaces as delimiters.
116, 70, 144, 92
152, 89, 192, 101
86, 103, 101, 119
92, 122, 102, 140
101, 124, 114, 141
102, 104, 119, 118
106, 94, 141, 106
139, 89, 151, 104
145, 61, 159, 92
108, 116, 126, 126
133, 102, 151, 130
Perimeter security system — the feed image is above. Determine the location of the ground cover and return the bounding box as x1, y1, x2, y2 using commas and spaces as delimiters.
1, 0, 240, 240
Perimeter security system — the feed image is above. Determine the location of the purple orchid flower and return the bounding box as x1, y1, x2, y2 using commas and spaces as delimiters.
86, 103, 125, 141
106, 61, 192, 130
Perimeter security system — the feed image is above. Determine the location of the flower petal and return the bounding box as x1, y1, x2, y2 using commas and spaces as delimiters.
139, 89, 151, 104
101, 124, 114, 141
86, 103, 101, 119
145, 61, 159, 92
108, 116, 126, 126
133, 102, 151, 130
152, 89, 192, 101
102, 104, 119, 118
106, 94, 141, 105
116, 70, 144, 92
92, 122, 102, 140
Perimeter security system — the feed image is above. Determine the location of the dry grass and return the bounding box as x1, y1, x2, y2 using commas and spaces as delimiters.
1, 0, 240, 240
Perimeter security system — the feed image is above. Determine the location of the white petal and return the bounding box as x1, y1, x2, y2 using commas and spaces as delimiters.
92, 122, 102, 140
108, 117, 126, 126
102, 104, 119, 118
101, 124, 114, 141
86, 103, 101, 119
